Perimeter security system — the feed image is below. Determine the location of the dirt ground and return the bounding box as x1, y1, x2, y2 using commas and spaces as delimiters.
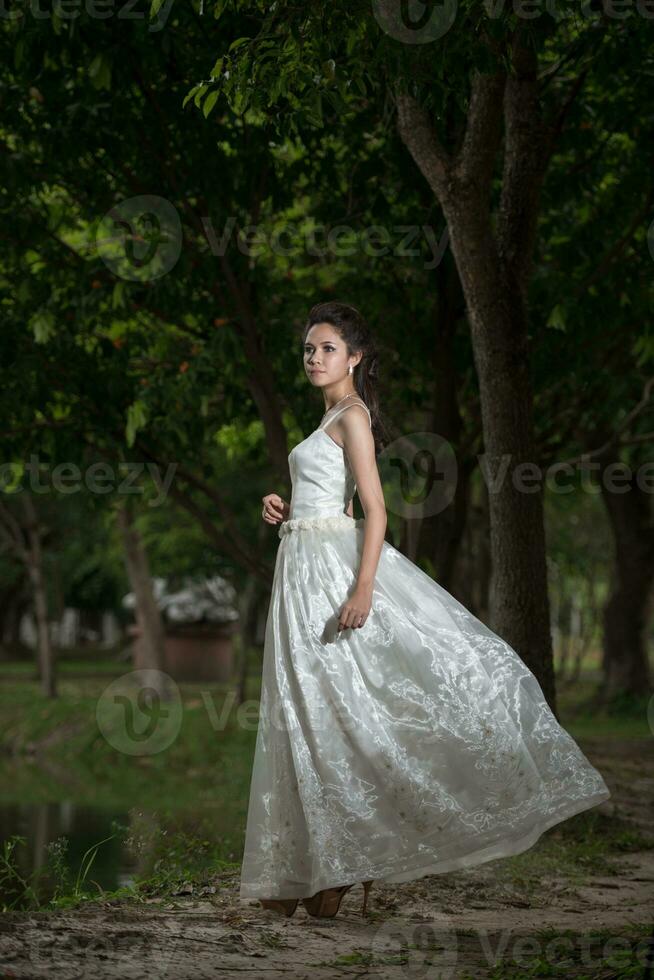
1, 736, 653, 979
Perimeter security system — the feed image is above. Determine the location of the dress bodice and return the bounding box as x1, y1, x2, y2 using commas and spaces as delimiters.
287, 400, 372, 519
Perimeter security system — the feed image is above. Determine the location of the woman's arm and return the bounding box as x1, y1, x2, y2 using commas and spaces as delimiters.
333, 405, 387, 630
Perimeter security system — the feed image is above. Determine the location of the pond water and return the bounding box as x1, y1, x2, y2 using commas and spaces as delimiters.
1, 800, 139, 906
0, 791, 245, 909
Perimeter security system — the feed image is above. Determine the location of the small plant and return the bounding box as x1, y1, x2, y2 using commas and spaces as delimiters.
0, 835, 41, 911
0, 831, 120, 911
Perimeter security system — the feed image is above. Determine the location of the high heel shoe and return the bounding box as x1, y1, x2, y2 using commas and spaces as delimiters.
301, 883, 354, 918
259, 898, 299, 917
361, 879, 374, 916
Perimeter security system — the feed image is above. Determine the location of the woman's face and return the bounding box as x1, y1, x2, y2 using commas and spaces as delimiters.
303, 322, 354, 387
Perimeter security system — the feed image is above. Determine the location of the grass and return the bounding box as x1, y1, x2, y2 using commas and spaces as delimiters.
490, 808, 652, 892
0, 826, 243, 913
557, 682, 652, 740
0, 664, 260, 807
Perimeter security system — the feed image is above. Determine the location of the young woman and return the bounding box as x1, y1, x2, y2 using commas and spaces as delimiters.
239, 301, 610, 920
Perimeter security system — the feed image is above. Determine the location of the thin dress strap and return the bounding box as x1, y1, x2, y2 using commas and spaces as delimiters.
321, 399, 372, 431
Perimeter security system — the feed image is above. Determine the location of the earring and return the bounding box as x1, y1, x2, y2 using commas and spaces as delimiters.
348, 365, 353, 375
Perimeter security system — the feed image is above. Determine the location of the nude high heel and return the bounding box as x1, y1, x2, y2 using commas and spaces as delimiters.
259, 898, 299, 917
301, 883, 354, 918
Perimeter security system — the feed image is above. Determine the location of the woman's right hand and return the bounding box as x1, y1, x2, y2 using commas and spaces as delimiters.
262, 493, 289, 525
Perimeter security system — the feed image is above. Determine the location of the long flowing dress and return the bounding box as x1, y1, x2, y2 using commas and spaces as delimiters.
239, 399, 611, 900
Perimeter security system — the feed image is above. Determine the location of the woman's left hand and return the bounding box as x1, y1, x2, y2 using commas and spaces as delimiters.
338, 584, 373, 632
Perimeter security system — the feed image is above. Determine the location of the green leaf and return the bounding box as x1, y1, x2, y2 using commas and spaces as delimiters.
193, 83, 209, 108
228, 37, 251, 52
209, 55, 224, 79
126, 400, 148, 448
112, 281, 125, 310
633, 335, 654, 367
30, 310, 56, 344
183, 83, 203, 109
231, 88, 249, 116
88, 53, 111, 91
203, 89, 219, 118
546, 304, 566, 332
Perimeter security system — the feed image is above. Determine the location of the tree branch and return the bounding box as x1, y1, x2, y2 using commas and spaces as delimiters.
393, 90, 452, 201
497, 34, 548, 291
545, 377, 654, 470
456, 70, 506, 193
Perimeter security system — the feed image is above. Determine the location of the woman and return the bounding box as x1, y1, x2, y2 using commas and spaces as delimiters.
239, 301, 610, 920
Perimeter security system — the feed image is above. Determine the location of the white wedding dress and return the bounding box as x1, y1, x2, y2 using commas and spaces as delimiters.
239, 400, 611, 901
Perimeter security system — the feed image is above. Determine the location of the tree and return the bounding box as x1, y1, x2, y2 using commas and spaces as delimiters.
0, 494, 56, 697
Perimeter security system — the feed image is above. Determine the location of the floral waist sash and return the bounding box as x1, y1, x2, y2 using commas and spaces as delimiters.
278, 514, 364, 538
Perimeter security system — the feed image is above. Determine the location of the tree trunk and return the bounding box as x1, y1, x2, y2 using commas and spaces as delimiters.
22, 496, 56, 699
415, 255, 471, 593
453, 471, 492, 622
0, 580, 28, 649
116, 499, 172, 702
395, 62, 558, 712
236, 572, 263, 707
568, 592, 585, 685
598, 452, 654, 699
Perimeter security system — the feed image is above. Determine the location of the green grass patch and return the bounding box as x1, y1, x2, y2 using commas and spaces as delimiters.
490, 807, 653, 890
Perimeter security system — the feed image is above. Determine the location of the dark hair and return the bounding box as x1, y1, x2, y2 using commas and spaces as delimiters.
303, 301, 390, 455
